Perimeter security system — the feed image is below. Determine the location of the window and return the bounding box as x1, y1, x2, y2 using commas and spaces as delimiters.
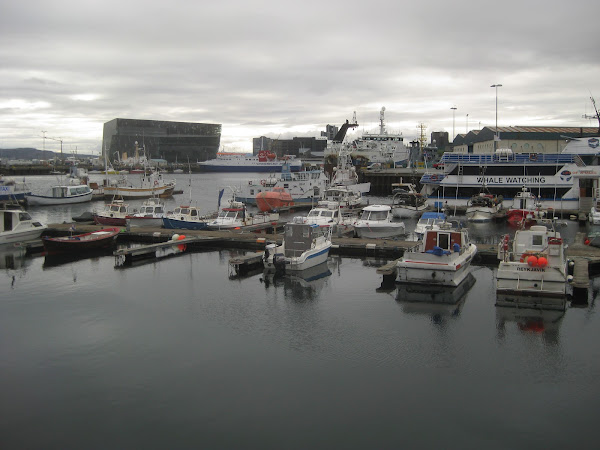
438, 233, 450, 249
532, 235, 542, 246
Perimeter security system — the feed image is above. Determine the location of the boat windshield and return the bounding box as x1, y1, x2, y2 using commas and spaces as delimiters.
361, 210, 387, 221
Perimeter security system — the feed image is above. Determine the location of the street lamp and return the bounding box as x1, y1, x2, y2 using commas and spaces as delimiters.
491, 84, 502, 148
450, 106, 457, 143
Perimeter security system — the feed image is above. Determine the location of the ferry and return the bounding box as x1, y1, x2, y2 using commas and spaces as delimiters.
197, 151, 302, 173
420, 144, 600, 210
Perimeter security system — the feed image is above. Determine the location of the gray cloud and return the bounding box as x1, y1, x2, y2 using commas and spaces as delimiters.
1, 0, 598, 154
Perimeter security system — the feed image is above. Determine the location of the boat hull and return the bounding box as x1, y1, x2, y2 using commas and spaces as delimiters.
126, 217, 164, 228
354, 224, 405, 239
0, 227, 46, 245
102, 186, 174, 199
93, 215, 127, 227
466, 208, 495, 222
26, 192, 93, 206
496, 261, 567, 297
162, 217, 208, 230
391, 205, 428, 219
265, 244, 331, 271
42, 227, 120, 253
397, 245, 477, 287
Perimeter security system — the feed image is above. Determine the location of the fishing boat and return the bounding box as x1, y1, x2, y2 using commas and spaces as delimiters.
235, 162, 329, 207
0, 206, 47, 244
162, 205, 212, 230
125, 197, 166, 228
263, 219, 332, 272
390, 183, 428, 219
506, 187, 549, 227
0, 176, 31, 202
328, 147, 371, 194
255, 187, 294, 212
93, 199, 132, 226
414, 212, 448, 238
466, 191, 502, 222
396, 223, 477, 287
25, 182, 93, 206
320, 186, 364, 211
419, 147, 600, 210
197, 151, 302, 172
353, 205, 405, 239
302, 201, 357, 234
207, 199, 279, 230
496, 225, 570, 308
42, 227, 120, 253
102, 170, 176, 199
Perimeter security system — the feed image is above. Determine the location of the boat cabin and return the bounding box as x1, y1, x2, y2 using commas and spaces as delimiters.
1, 209, 40, 232
423, 228, 466, 255
512, 225, 562, 257
283, 222, 322, 258
52, 185, 92, 198
359, 205, 392, 221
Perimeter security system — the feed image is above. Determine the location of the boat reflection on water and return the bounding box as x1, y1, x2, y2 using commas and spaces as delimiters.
495, 292, 567, 311
495, 302, 565, 345
395, 272, 476, 320
261, 261, 332, 301
43, 248, 115, 269
0, 244, 29, 271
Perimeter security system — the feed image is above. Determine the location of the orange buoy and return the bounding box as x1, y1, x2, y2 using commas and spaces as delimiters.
177, 234, 186, 240
537, 256, 548, 267
585, 239, 590, 245
527, 255, 538, 267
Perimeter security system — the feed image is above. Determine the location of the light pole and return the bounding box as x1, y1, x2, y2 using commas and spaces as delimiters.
450, 106, 457, 143
491, 84, 502, 149
466, 114, 469, 133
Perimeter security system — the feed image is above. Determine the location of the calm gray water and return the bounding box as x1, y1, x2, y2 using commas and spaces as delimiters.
1, 173, 599, 449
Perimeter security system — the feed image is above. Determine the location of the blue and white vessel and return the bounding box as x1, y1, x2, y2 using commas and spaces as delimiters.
197, 151, 302, 173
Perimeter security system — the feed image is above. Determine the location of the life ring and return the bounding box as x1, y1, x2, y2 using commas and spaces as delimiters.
430, 174, 439, 181
529, 153, 537, 161
260, 180, 266, 186
548, 237, 562, 245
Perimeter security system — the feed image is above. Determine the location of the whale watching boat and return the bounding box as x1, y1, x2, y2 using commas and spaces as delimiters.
396, 223, 477, 287
263, 219, 332, 272
496, 224, 570, 309
197, 151, 302, 172
419, 146, 600, 210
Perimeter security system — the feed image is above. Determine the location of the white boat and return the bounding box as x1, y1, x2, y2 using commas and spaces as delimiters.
125, 197, 167, 228
303, 201, 357, 234
353, 205, 405, 239
326, 107, 410, 167
396, 223, 477, 287
506, 187, 549, 227
93, 199, 132, 227
590, 200, 600, 225
207, 199, 279, 230
263, 219, 332, 272
320, 186, 364, 211
197, 151, 302, 172
0, 176, 31, 202
235, 163, 329, 207
390, 183, 428, 219
466, 191, 501, 222
329, 147, 371, 194
102, 170, 176, 199
25, 183, 93, 206
496, 225, 570, 304
419, 147, 600, 211
0, 206, 47, 244
414, 212, 448, 238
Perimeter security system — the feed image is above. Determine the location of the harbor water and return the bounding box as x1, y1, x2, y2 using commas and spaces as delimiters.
1, 172, 600, 449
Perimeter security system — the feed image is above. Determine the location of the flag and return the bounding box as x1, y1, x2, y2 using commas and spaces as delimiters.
217, 189, 225, 209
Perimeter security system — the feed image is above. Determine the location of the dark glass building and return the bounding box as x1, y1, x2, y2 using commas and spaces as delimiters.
102, 118, 221, 163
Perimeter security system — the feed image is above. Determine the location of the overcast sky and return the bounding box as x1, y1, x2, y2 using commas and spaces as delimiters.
1, 0, 599, 155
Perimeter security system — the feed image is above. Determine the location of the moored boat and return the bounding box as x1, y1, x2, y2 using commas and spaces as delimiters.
25, 183, 93, 206
0, 176, 31, 202
353, 204, 405, 239
396, 223, 477, 287
263, 219, 332, 272
391, 183, 428, 219
414, 212, 448, 238
162, 205, 212, 230
255, 187, 294, 212
496, 225, 570, 305
93, 199, 131, 226
0, 206, 47, 244
197, 151, 302, 172
42, 227, 120, 253
207, 199, 279, 230
102, 170, 176, 199
466, 191, 502, 222
125, 197, 166, 228
506, 187, 548, 227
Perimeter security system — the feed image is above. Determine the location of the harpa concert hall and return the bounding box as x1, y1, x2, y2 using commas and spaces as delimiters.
102, 118, 221, 163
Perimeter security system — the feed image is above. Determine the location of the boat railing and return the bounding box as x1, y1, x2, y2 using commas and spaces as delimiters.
439, 152, 580, 165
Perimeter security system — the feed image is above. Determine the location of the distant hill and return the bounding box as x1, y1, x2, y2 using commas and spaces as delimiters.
0, 148, 95, 160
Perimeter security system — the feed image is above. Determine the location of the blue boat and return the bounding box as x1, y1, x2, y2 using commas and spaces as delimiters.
162, 206, 210, 230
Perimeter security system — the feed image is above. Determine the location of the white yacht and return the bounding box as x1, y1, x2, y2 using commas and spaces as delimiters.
353, 205, 405, 239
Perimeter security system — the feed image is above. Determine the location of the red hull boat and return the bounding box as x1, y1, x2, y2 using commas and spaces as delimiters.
43, 227, 121, 254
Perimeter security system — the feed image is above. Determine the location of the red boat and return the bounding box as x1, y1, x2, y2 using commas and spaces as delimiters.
506, 187, 547, 228
255, 187, 294, 212
43, 227, 121, 253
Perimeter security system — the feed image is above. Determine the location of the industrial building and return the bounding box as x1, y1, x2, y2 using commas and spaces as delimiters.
452, 126, 599, 156
102, 118, 221, 164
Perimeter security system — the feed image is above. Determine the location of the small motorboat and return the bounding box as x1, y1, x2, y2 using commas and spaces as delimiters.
496, 224, 571, 306
42, 227, 120, 253
26, 183, 93, 206
263, 219, 332, 272
302, 201, 357, 234
353, 205, 405, 239
162, 205, 211, 230
0, 206, 47, 244
414, 211, 448, 238
506, 187, 547, 227
93, 199, 131, 226
466, 192, 501, 222
396, 222, 477, 287
390, 183, 428, 219
255, 187, 294, 212
207, 199, 279, 230
125, 197, 166, 228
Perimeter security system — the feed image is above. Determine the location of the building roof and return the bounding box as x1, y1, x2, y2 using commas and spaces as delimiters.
453, 126, 599, 146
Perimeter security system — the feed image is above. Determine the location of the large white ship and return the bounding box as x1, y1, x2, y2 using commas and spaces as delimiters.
420, 140, 600, 210
197, 150, 302, 173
